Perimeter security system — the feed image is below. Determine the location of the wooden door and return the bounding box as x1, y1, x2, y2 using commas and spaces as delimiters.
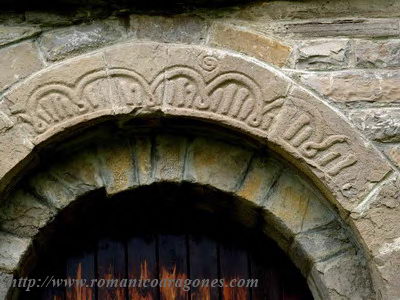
38, 234, 313, 300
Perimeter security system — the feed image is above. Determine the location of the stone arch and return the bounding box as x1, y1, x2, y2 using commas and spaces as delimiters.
0, 128, 373, 299
0, 41, 394, 298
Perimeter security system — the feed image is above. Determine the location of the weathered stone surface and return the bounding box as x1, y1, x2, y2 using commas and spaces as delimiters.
28, 149, 104, 208
289, 221, 352, 274
0, 25, 41, 46
293, 39, 350, 70
51, 149, 104, 194
351, 174, 400, 256
0, 42, 392, 219
269, 86, 391, 212
230, 0, 400, 20
349, 109, 400, 142
308, 250, 374, 299
264, 172, 335, 237
272, 18, 399, 38
354, 39, 400, 68
24, 11, 75, 26
0, 98, 35, 193
0, 232, 29, 272
131, 15, 207, 44
373, 238, 400, 299
5, 52, 110, 144
98, 139, 136, 195
297, 70, 400, 102
29, 171, 79, 210
134, 136, 153, 186
38, 21, 125, 61
0, 190, 55, 237
0, 42, 43, 91
154, 135, 187, 182
384, 145, 400, 168
209, 23, 291, 67
185, 138, 252, 192
237, 156, 282, 204
0, 272, 12, 300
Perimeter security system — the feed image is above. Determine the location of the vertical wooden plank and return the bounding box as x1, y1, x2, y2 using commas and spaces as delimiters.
97, 239, 126, 300
251, 263, 283, 300
42, 288, 66, 300
127, 236, 158, 300
219, 245, 250, 300
65, 252, 95, 300
158, 235, 188, 300
281, 265, 314, 300
189, 236, 219, 300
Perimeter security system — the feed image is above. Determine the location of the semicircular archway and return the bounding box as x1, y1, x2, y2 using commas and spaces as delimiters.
0, 125, 375, 299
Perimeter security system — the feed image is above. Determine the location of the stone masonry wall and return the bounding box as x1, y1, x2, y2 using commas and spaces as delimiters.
1, 0, 400, 298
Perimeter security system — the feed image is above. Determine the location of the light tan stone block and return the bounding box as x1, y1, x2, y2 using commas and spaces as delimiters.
0, 42, 43, 91
185, 138, 252, 192
237, 156, 282, 204
209, 23, 291, 67
264, 172, 334, 237
98, 138, 137, 195
134, 136, 153, 186
154, 135, 187, 182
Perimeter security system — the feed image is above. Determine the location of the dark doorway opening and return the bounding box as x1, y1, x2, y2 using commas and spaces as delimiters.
18, 183, 313, 300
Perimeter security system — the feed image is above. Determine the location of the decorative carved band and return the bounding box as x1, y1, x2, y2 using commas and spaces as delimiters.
8, 57, 358, 180
11, 66, 284, 135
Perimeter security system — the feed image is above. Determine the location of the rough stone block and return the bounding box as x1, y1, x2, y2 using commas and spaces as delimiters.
154, 135, 187, 182
351, 174, 400, 257
349, 109, 400, 143
38, 21, 125, 62
209, 22, 291, 67
308, 251, 374, 299
293, 39, 350, 70
384, 145, 400, 168
131, 15, 207, 44
373, 238, 400, 299
297, 70, 400, 102
273, 18, 399, 38
0, 272, 12, 299
0, 190, 55, 237
0, 232, 30, 272
289, 222, 352, 274
0, 25, 41, 47
0, 42, 43, 91
185, 138, 252, 193
50, 149, 104, 194
29, 172, 81, 210
354, 39, 400, 68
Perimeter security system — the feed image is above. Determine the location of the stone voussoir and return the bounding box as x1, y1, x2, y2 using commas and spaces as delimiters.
0, 232, 30, 272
